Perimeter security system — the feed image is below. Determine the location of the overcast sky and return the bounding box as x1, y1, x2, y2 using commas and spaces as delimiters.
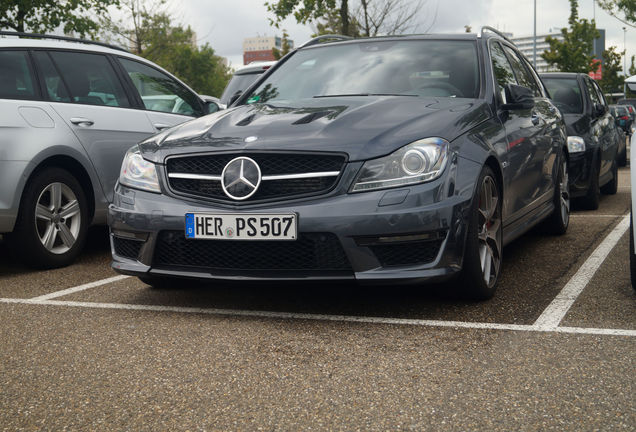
174, 0, 635, 71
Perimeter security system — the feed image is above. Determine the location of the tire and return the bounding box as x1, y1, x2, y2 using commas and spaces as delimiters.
618, 142, 627, 167
600, 160, 618, 195
580, 161, 600, 210
459, 166, 503, 300
10, 167, 88, 269
630, 213, 636, 291
543, 156, 570, 235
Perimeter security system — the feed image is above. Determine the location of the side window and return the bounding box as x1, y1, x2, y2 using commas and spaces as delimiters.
48, 51, 130, 107
32, 51, 70, 102
489, 42, 517, 104
584, 78, 601, 106
592, 80, 607, 107
503, 45, 541, 96
0, 50, 36, 100
118, 58, 202, 117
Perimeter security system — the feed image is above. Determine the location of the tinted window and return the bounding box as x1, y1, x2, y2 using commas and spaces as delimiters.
490, 42, 516, 104
32, 51, 70, 102
0, 51, 36, 100
49, 51, 130, 107
246, 40, 480, 103
503, 45, 541, 96
119, 58, 202, 116
542, 78, 583, 114
584, 78, 601, 105
220, 72, 263, 105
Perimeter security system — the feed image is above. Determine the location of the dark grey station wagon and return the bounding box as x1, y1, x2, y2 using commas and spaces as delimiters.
109, 29, 569, 299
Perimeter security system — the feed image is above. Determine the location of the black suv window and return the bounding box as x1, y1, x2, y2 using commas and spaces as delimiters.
0, 51, 36, 100
542, 77, 583, 114
584, 77, 601, 106
489, 42, 517, 104
503, 45, 541, 96
48, 51, 130, 107
118, 58, 203, 117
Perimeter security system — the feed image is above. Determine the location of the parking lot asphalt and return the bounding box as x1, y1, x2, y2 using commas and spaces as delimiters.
0, 164, 634, 430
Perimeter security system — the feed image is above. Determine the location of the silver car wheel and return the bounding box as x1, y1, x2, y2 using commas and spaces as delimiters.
477, 176, 502, 288
34, 182, 81, 254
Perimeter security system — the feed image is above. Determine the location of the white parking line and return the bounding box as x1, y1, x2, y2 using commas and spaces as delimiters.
30, 275, 130, 301
533, 216, 630, 330
0, 297, 634, 336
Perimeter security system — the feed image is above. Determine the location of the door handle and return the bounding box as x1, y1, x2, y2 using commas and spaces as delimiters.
153, 123, 171, 130
70, 117, 94, 126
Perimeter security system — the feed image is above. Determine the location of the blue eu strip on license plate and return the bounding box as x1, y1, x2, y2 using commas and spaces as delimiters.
185, 213, 195, 238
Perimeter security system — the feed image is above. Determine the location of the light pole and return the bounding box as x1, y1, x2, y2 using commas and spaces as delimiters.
533, 0, 537, 67
624, 27, 627, 98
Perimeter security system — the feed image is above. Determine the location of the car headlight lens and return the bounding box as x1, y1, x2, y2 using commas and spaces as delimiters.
119, 147, 161, 193
567, 136, 585, 153
351, 137, 449, 192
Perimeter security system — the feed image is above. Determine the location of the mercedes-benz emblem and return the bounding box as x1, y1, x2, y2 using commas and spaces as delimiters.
221, 157, 261, 200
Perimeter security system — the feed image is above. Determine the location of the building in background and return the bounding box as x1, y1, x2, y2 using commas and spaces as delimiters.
243, 35, 294, 65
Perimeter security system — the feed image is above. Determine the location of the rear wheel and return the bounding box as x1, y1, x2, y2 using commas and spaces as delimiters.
600, 160, 618, 195
10, 167, 88, 269
460, 166, 502, 300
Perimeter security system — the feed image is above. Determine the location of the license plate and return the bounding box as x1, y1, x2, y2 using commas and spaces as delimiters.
185, 213, 297, 240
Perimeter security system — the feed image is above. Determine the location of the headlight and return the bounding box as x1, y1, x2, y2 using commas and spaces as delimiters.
119, 147, 161, 193
351, 138, 449, 192
567, 136, 585, 153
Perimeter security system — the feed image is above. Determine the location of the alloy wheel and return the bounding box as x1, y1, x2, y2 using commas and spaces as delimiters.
559, 160, 570, 226
34, 182, 81, 254
477, 176, 502, 288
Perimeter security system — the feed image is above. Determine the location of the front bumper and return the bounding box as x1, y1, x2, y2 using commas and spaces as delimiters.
108, 156, 481, 284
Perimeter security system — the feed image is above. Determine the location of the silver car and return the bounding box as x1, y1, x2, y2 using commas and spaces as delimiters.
0, 32, 220, 268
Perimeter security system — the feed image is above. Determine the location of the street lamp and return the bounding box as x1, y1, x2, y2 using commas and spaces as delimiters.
624, 27, 627, 98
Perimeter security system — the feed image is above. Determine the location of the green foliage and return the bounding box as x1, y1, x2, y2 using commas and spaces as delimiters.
542, 0, 600, 73
630, 55, 636, 76
102, 1, 231, 97
266, 0, 354, 36
272, 29, 293, 60
0, 0, 117, 37
598, 0, 635, 27
598, 46, 624, 94
312, 8, 360, 37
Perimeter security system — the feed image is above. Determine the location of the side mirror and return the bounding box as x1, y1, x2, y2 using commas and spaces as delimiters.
199, 95, 225, 115
228, 90, 243, 106
501, 84, 535, 110
593, 103, 606, 117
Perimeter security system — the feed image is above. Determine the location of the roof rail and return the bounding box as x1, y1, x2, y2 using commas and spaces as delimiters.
479, 26, 512, 43
300, 34, 352, 48
0, 31, 129, 53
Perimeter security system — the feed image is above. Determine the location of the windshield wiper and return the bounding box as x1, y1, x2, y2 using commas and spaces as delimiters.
313, 93, 418, 98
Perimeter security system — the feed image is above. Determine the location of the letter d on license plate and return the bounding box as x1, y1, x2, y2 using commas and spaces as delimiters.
185, 213, 297, 240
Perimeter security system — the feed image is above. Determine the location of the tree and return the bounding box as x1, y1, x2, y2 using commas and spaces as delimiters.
629, 55, 636, 76
598, 0, 635, 28
355, 0, 424, 37
542, 0, 600, 73
101, 0, 231, 97
598, 46, 624, 94
272, 29, 293, 59
266, 0, 354, 36
311, 8, 361, 36
0, 0, 117, 37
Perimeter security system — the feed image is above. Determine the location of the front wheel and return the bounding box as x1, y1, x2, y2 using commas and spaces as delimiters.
10, 167, 88, 269
459, 166, 503, 300
580, 161, 600, 210
543, 157, 570, 235
600, 160, 618, 195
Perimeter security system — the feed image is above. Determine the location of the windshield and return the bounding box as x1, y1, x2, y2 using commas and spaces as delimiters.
542, 78, 583, 114
244, 40, 480, 104
220, 72, 264, 105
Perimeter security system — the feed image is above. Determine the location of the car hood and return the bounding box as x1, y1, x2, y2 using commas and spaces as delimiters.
139, 96, 492, 163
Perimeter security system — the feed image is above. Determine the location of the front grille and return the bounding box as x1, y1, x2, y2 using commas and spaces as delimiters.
113, 237, 144, 260
153, 231, 352, 272
370, 239, 443, 267
166, 153, 346, 203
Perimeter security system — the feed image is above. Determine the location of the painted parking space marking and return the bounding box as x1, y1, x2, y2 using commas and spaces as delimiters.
0, 297, 634, 337
0, 214, 631, 337
31, 275, 130, 301
534, 216, 630, 330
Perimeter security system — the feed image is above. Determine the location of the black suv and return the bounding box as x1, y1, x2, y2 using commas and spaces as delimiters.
541, 73, 621, 210
109, 29, 569, 300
